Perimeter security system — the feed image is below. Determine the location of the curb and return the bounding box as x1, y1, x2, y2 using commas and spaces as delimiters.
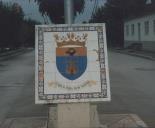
0, 49, 33, 61
0, 49, 23, 57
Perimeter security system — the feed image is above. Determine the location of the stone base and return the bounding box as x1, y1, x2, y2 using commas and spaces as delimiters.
48, 103, 103, 128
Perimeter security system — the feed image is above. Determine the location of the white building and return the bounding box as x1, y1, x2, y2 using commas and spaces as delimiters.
124, 0, 155, 52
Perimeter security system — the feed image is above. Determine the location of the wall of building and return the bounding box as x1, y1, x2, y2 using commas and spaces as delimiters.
124, 13, 155, 51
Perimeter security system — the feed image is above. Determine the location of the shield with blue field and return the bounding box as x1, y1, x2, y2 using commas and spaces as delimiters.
54, 33, 88, 80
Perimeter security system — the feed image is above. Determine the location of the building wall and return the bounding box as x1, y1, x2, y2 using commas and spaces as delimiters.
124, 13, 155, 51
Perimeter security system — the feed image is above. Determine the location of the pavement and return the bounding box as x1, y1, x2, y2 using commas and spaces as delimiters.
0, 49, 154, 128
113, 48, 155, 61
0, 113, 148, 128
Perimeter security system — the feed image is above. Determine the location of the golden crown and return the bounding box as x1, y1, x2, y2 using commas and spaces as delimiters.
54, 32, 88, 47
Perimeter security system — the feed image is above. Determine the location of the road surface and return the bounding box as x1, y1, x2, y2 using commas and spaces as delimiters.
98, 51, 155, 127
0, 50, 48, 126
0, 50, 155, 127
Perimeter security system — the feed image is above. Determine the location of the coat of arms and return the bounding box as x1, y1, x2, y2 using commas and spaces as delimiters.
54, 33, 88, 80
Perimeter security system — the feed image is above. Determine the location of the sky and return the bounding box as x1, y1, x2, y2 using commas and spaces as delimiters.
1, 0, 106, 24
75, 0, 106, 23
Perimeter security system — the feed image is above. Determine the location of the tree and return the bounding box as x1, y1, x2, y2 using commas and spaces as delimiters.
0, 1, 38, 50
90, 0, 146, 47
35, 0, 85, 24
18, 19, 40, 47
0, 2, 24, 49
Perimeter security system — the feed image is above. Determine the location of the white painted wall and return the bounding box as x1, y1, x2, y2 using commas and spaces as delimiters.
124, 13, 155, 51
124, 13, 155, 42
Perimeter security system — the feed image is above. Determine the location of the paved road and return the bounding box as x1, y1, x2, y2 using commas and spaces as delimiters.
0, 50, 48, 125
0, 50, 155, 127
98, 51, 155, 127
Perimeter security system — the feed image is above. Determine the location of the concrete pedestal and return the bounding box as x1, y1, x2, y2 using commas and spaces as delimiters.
48, 103, 102, 128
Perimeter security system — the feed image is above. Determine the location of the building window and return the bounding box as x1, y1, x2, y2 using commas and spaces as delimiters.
144, 21, 149, 35
138, 23, 141, 41
131, 24, 134, 35
153, 20, 155, 33
126, 25, 129, 36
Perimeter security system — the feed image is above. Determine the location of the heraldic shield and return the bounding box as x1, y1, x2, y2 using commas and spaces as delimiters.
54, 33, 88, 80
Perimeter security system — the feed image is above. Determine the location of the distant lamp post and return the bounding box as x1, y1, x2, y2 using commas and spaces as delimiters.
12, 3, 21, 13
146, 0, 152, 4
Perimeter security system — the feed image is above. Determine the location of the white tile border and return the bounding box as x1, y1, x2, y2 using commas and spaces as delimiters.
35, 23, 111, 104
